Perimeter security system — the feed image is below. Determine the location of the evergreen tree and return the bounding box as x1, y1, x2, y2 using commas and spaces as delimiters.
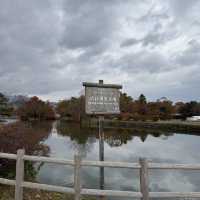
138, 94, 147, 104
0, 93, 13, 116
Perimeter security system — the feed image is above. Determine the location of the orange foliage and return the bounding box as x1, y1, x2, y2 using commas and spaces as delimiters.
17, 96, 55, 120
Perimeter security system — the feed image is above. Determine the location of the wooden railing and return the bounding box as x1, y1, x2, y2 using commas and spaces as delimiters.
1, 149, 200, 200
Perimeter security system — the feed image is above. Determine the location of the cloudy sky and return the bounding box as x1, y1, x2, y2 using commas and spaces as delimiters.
0, 0, 200, 102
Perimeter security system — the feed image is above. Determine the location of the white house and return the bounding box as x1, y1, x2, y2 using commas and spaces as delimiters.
187, 116, 200, 121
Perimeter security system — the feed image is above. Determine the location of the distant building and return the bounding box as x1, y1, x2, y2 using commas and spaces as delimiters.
187, 116, 200, 122
157, 97, 171, 103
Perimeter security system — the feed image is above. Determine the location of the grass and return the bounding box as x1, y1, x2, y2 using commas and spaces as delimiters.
0, 185, 97, 200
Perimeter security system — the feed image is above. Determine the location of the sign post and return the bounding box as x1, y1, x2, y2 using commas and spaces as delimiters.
83, 80, 122, 198
99, 115, 104, 191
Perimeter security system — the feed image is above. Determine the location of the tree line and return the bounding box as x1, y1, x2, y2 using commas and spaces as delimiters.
120, 93, 200, 121
56, 93, 200, 122
0, 92, 200, 121
0, 94, 55, 120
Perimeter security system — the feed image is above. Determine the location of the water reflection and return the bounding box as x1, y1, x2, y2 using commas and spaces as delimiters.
1, 120, 200, 200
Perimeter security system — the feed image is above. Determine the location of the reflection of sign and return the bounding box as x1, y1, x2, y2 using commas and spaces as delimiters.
83, 81, 122, 115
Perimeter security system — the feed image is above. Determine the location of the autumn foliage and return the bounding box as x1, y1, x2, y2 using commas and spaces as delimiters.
120, 93, 175, 121
15, 94, 199, 122
17, 96, 55, 120
56, 96, 85, 122
0, 121, 51, 178
55, 93, 200, 122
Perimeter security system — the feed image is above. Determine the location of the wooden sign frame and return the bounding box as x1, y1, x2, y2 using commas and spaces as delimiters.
83, 80, 122, 115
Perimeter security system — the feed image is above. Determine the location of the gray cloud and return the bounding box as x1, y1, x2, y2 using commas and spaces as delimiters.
116, 51, 170, 73
0, 0, 199, 101
120, 32, 169, 48
60, 0, 118, 50
176, 39, 200, 66
120, 38, 139, 48
168, 0, 199, 17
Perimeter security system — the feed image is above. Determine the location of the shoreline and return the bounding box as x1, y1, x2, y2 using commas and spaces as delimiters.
82, 119, 200, 133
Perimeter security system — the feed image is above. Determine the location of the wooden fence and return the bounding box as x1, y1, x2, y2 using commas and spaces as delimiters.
1, 149, 200, 200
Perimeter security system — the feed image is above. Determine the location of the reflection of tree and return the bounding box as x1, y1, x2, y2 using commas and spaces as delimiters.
103, 129, 133, 147
103, 128, 176, 146
56, 121, 96, 157
57, 121, 94, 144
130, 128, 175, 142
0, 121, 52, 179
140, 134, 148, 142
72, 138, 96, 158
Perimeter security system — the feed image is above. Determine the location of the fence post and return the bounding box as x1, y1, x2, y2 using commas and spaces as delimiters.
139, 158, 149, 200
74, 154, 81, 200
15, 149, 25, 200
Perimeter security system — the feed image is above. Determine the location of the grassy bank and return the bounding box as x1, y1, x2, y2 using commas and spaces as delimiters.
0, 185, 97, 200
0, 185, 71, 200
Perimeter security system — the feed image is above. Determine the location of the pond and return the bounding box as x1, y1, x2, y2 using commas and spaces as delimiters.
1, 120, 200, 200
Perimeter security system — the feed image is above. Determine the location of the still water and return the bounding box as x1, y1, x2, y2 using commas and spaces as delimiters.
2, 120, 200, 200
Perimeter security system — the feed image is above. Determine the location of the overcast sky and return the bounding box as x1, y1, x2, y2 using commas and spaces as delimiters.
0, 0, 200, 102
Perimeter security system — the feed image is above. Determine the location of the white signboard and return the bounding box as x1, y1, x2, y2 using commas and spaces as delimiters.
83, 81, 122, 115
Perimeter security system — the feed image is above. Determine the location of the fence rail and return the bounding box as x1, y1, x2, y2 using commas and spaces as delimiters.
1, 150, 200, 200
